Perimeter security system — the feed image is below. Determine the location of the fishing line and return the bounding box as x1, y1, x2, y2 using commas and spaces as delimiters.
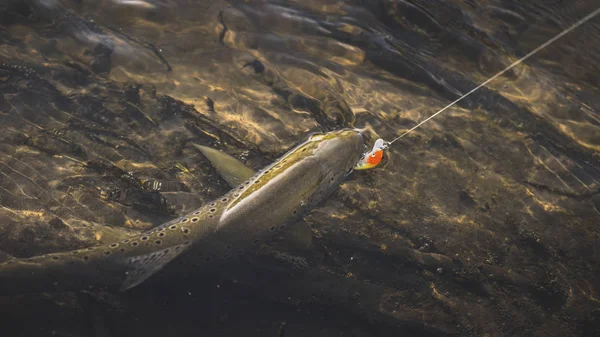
379, 7, 600, 149
354, 7, 600, 170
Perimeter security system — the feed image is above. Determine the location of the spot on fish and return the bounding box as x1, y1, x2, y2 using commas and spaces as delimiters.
181, 218, 189, 223
83, 256, 89, 261
293, 210, 297, 215
141, 236, 148, 241
123, 239, 131, 243
209, 208, 216, 213
182, 228, 190, 234
191, 217, 199, 222
209, 215, 214, 218
131, 241, 139, 246
120, 248, 125, 253
210, 202, 216, 207
169, 225, 177, 230
104, 251, 111, 256
110, 243, 119, 248
158, 232, 165, 237
194, 211, 201, 215
221, 198, 227, 202
155, 240, 162, 245
51, 256, 59, 260
270, 226, 276, 231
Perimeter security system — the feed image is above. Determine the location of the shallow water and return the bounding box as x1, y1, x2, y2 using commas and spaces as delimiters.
0, 0, 599, 336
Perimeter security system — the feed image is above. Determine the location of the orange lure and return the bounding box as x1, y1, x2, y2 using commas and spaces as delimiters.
354, 139, 387, 170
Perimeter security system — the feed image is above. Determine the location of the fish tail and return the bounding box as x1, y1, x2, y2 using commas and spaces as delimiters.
0, 232, 194, 295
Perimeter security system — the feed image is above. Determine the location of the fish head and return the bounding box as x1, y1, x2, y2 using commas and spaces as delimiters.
301, 128, 365, 205
307, 128, 365, 175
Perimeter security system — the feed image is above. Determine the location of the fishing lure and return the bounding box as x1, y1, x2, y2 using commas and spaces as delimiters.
354, 6, 600, 171
354, 138, 387, 170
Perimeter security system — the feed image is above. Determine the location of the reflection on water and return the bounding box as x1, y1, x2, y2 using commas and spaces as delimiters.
0, 0, 599, 336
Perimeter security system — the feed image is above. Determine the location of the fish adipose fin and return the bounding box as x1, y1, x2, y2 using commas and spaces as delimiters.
120, 244, 188, 291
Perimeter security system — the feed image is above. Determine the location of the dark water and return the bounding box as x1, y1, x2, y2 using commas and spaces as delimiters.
0, 0, 599, 336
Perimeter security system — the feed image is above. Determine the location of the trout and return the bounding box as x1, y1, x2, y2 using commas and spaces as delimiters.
0, 129, 364, 295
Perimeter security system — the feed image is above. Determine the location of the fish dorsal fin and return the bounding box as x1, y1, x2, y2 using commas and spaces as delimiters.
192, 144, 255, 188
119, 244, 188, 291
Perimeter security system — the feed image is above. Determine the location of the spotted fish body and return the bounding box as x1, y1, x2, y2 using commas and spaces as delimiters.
0, 129, 364, 295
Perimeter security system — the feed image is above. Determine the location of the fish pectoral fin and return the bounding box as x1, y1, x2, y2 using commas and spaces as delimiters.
191, 144, 256, 188
119, 244, 188, 292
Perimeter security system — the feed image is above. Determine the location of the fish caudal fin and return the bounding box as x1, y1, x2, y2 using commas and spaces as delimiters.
120, 244, 188, 291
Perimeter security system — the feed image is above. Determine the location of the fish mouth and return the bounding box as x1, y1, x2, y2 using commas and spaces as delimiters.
353, 128, 365, 142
